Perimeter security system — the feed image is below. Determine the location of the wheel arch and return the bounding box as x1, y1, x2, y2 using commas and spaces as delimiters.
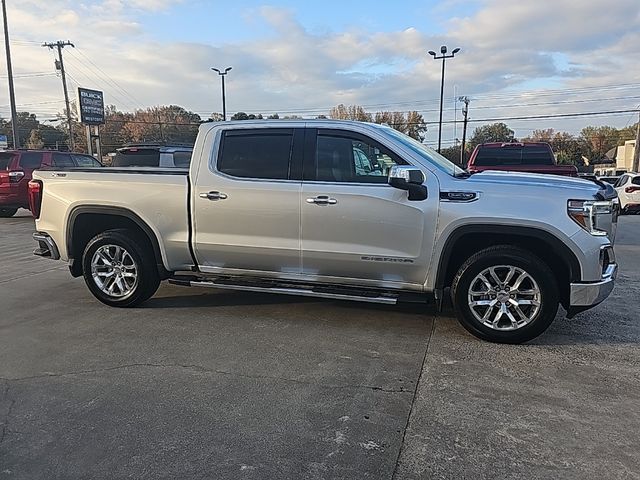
66, 205, 171, 279
434, 224, 582, 308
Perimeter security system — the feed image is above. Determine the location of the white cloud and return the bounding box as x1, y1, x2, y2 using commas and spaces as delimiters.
1, 0, 639, 144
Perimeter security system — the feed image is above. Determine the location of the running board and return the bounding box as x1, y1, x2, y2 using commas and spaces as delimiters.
169, 277, 398, 305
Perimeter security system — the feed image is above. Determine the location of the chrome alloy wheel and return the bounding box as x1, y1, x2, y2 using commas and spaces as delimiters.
91, 244, 138, 298
467, 265, 541, 331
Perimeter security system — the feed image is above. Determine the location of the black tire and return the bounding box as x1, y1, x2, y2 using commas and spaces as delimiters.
451, 245, 559, 344
0, 207, 18, 218
82, 228, 160, 307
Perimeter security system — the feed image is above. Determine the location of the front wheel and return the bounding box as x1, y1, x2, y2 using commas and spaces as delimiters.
451, 246, 559, 344
0, 207, 18, 218
82, 229, 160, 307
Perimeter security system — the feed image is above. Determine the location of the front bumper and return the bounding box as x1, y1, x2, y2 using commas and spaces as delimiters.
567, 244, 617, 317
33, 232, 60, 260
569, 263, 617, 307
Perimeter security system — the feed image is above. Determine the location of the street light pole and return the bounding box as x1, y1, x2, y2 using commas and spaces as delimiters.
428, 45, 460, 153
211, 67, 232, 121
1, 0, 19, 148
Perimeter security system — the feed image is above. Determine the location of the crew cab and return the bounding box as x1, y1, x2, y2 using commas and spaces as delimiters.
30, 120, 618, 344
467, 142, 579, 177
0, 150, 102, 217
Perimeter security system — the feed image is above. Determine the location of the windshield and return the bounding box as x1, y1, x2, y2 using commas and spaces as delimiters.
382, 127, 465, 176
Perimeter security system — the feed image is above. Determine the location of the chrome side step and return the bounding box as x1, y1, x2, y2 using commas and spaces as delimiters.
170, 278, 398, 305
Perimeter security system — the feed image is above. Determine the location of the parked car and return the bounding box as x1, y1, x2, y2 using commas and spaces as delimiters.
614, 173, 640, 214
598, 176, 621, 186
112, 144, 193, 168
0, 150, 102, 217
466, 142, 578, 176
30, 120, 618, 344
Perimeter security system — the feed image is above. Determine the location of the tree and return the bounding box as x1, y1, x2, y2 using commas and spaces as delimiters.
329, 104, 372, 122
230, 112, 250, 121
580, 126, 621, 163
209, 112, 224, 122
439, 145, 462, 164
25, 129, 45, 149
267, 113, 280, 119
405, 111, 427, 141
521, 128, 587, 166
469, 122, 515, 148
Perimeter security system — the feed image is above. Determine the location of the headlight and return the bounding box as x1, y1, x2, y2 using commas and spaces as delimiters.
568, 200, 612, 236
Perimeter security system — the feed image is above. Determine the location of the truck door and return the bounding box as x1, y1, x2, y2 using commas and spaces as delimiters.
192, 127, 303, 276
301, 128, 437, 288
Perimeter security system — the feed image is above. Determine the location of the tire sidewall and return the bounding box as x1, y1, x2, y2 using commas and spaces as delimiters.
453, 249, 559, 344
82, 231, 157, 307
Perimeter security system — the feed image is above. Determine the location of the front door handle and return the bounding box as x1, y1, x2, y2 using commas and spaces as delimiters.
199, 191, 228, 201
306, 195, 337, 205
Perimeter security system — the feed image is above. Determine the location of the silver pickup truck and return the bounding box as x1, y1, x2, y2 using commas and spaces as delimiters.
29, 120, 618, 344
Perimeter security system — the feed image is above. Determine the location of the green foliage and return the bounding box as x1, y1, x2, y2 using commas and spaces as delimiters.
469, 122, 515, 148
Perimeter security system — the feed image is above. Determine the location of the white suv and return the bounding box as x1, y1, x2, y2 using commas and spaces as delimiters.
614, 173, 640, 214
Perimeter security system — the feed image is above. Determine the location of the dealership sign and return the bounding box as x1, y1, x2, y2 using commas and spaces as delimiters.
78, 88, 105, 125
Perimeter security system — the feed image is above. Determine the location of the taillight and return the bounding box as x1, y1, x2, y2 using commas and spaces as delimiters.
8, 170, 25, 183
28, 180, 43, 219
625, 186, 640, 194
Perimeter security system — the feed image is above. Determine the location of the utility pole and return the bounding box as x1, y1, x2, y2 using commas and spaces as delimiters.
43, 40, 74, 150
459, 96, 470, 166
631, 110, 640, 173
1, 0, 19, 148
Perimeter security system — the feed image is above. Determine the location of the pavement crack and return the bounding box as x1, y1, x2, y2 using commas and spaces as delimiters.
3, 363, 409, 394
0, 383, 16, 446
391, 317, 436, 480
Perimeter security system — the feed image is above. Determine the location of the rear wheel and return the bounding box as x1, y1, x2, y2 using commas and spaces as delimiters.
451, 246, 559, 344
0, 207, 18, 218
82, 229, 160, 307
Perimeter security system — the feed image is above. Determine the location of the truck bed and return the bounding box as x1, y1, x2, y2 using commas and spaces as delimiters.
32, 168, 193, 271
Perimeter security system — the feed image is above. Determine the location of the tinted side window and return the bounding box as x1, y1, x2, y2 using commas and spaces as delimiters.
473, 146, 553, 166
113, 149, 160, 167
218, 130, 292, 180
72, 154, 101, 167
315, 132, 402, 183
173, 151, 192, 168
632, 177, 640, 186
52, 153, 74, 167
0, 152, 15, 170
18, 152, 44, 169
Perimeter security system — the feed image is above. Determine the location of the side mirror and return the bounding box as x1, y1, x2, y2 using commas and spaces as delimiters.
388, 166, 428, 201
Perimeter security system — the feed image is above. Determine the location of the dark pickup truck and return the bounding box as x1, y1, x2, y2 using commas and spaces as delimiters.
466, 142, 578, 177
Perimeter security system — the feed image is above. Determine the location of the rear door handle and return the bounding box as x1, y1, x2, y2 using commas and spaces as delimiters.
306, 195, 337, 205
199, 191, 228, 201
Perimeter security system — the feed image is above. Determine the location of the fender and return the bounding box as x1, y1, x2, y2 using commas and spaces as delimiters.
434, 224, 582, 291
66, 205, 171, 279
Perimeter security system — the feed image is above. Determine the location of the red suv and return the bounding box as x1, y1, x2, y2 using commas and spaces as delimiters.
0, 150, 102, 217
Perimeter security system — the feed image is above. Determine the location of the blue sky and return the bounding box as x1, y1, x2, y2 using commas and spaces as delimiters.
138, 0, 474, 44
3, 0, 639, 145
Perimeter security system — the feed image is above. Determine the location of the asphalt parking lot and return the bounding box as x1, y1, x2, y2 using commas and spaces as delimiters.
1, 210, 639, 480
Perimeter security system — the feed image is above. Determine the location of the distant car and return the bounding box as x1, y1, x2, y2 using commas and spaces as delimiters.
0, 150, 102, 217
614, 173, 640, 214
466, 142, 578, 177
598, 176, 621, 185
112, 144, 193, 168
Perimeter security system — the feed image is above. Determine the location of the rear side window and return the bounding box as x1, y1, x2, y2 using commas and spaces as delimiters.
18, 152, 44, 169
113, 149, 160, 167
173, 151, 192, 168
72, 154, 101, 167
0, 152, 14, 170
632, 177, 640, 186
218, 130, 293, 180
52, 153, 74, 167
473, 146, 553, 166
